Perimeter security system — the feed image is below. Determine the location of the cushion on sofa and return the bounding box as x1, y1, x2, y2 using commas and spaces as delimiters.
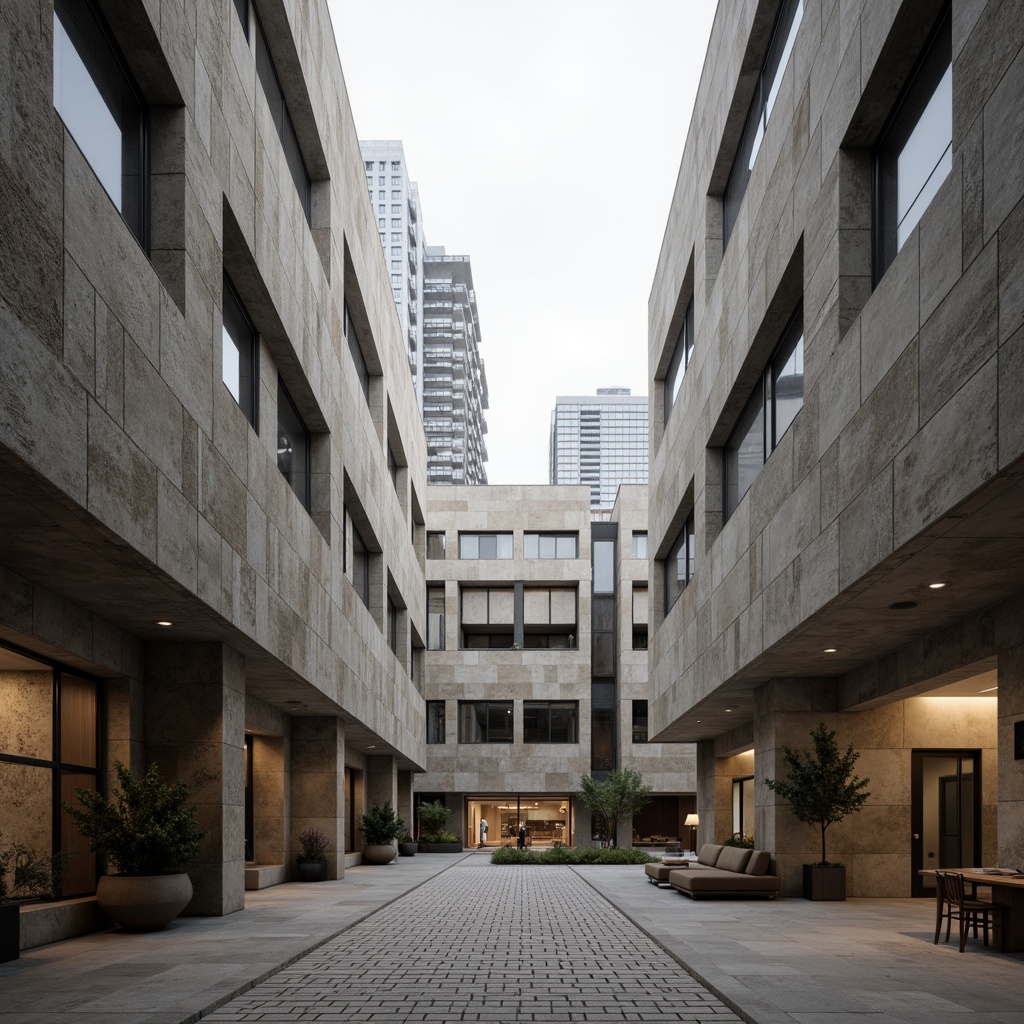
696, 844, 724, 866
716, 847, 753, 873
745, 850, 772, 876
669, 868, 779, 894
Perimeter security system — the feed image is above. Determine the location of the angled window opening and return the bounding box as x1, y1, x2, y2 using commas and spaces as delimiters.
277, 379, 310, 510
664, 297, 694, 425
222, 273, 259, 430
53, 0, 148, 249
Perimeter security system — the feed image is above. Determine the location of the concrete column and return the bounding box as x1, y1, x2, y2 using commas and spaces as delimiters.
367, 754, 398, 812
290, 717, 345, 879
143, 641, 246, 916
105, 676, 143, 776
695, 739, 716, 852
755, 678, 839, 897
397, 770, 414, 835
998, 643, 1024, 866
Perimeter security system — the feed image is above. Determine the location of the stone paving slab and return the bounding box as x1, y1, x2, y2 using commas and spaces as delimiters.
202, 865, 743, 1024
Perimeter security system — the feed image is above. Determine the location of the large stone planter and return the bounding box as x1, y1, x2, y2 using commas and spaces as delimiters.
362, 844, 397, 865
296, 861, 328, 882
96, 873, 193, 931
398, 842, 418, 857
803, 864, 846, 901
0, 902, 20, 963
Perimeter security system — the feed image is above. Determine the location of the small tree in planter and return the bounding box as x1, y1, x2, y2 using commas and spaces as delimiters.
63, 761, 207, 930
296, 827, 332, 882
360, 802, 405, 864
577, 768, 652, 847
766, 723, 870, 900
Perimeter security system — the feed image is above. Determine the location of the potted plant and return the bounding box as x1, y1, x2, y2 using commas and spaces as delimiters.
296, 827, 331, 881
766, 723, 870, 900
63, 761, 206, 930
416, 800, 462, 853
398, 832, 418, 857
360, 802, 405, 864
0, 841, 64, 963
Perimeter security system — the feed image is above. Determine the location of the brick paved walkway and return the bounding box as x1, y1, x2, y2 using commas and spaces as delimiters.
203, 865, 742, 1023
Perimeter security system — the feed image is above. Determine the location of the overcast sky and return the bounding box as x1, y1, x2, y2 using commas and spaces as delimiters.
327, 1, 718, 484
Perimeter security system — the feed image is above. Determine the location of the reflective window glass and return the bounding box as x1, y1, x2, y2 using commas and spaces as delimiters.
53, 0, 146, 246
222, 274, 258, 428
426, 701, 445, 744
427, 586, 445, 650
593, 540, 614, 593
277, 380, 309, 509
874, 6, 952, 279
663, 513, 695, 613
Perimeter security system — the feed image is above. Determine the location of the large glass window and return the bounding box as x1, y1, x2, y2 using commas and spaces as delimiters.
426, 532, 446, 559
222, 274, 258, 428
458, 533, 512, 559
523, 702, 578, 743
458, 701, 513, 743
524, 533, 578, 559
345, 304, 370, 402
724, 306, 804, 517
631, 532, 648, 559
352, 524, 370, 609
723, 0, 803, 249
593, 540, 615, 594
664, 298, 694, 424
632, 700, 649, 744
873, 4, 952, 282
277, 380, 310, 509
427, 586, 445, 651
426, 701, 445, 744
53, 0, 147, 247
664, 513, 696, 614
240, 0, 311, 224
0, 644, 101, 898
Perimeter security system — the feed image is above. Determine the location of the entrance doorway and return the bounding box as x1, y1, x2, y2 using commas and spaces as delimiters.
466, 796, 573, 848
911, 750, 981, 897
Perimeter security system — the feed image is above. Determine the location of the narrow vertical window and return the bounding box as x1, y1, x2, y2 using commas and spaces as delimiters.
345, 304, 370, 402
426, 532, 446, 559
277, 380, 310, 509
53, 0, 147, 247
664, 298, 694, 424
427, 586, 445, 650
632, 700, 649, 744
873, 5, 952, 282
663, 513, 696, 614
222, 274, 258, 429
387, 597, 398, 654
426, 701, 446, 744
352, 525, 370, 609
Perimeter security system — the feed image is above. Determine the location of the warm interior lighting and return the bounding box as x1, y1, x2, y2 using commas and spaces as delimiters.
824, 647, 837, 653
929, 582, 947, 589
156, 620, 173, 627
684, 813, 699, 827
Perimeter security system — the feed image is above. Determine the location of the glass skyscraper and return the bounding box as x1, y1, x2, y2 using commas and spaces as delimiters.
549, 389, 648, 512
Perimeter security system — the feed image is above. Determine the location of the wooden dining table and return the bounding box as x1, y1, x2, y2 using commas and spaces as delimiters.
923, 869, 1024, 952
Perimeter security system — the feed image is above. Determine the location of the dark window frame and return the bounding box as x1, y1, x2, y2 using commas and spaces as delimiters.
426, 532, 446, 559
632, 700, 649, 744
458, 532, 513, 559
723, 304, 804, 519
53, 0, 149, 251
523, 532, 578, 559
345, 303, 371, 402
276, 378, 311, 510
523, 701, 579, 744
871, 3, 952, 286
664, 297, 694, 425
426, 701, 446, 744
663, 512, 696, 614
457, 700, 514, 744
222, 273, 259, 430
427, 585, 445, 651
722, 0, 803, 250
387, 596, 398, 655
351, 523, 370, 609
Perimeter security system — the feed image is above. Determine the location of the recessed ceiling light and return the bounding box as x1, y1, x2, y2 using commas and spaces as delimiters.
824, 648, 837, 653
978, 686, 998, 694
724, 708, 732, 713
366, 744, 376, 749
156, 620, 173, 627
929, 582, 947, 589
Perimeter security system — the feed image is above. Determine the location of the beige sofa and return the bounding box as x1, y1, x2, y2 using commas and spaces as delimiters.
667, 843, 779, 899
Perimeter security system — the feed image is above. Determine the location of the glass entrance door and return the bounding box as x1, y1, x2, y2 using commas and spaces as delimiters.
911, 750, 980, 897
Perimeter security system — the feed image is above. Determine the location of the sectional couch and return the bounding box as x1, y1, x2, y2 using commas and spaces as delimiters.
645, 843, 779, 899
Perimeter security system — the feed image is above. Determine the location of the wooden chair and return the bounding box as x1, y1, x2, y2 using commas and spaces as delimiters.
932, 871, 952, 945
943, 871, 1005, 952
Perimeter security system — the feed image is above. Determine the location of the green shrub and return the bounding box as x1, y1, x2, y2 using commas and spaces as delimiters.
722, 833, 754, 849
489, 846, 659, 866
360, 802, 405, 845
298, 827, 331, 863
62, 761, 206, 876
0, 841, 65, 902
416, 800, 454, 842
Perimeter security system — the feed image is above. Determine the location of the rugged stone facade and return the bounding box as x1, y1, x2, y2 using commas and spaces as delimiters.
649, 0, 1024, 896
